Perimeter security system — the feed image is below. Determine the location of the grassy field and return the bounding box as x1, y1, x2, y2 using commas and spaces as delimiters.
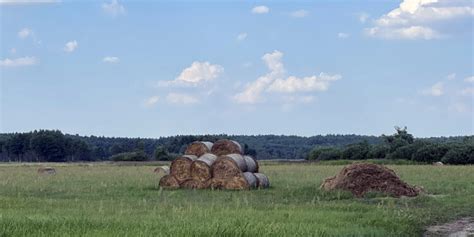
0, 162, 473, 237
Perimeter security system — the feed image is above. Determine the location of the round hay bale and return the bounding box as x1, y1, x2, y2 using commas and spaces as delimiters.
37, 167, 56, 175
320, 163, 420, 197
209, 178, 227, 190
185, 141, 213, 157
153, 166, 170, 175
180, 179, 210, 189
243, 172, 258, 189
211, 139, 243, 156
223, 176, 250, 190
159, 175, 180, 189
254, 173, 270, 188
243, 155, 259, 173
211, 154, 247, 179
170, 155, 197, 183
190, 153, 218, 182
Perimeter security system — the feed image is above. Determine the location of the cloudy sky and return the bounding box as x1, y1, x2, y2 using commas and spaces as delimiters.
1, 0, 473, 137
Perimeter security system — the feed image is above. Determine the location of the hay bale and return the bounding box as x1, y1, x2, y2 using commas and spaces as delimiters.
211, 139, 243, 156
153, 166, 170, 175
254, 173, 270, 188
433, 161, 444, 166
243, 172, 258, 189
243, 155, 259, 173
190, 153, 217, 182
223, 176, 250, 190
320, 163, 420, 197
170, 155, 197, 183
209, 178, 227, 190
37, 167, 56, 175
211, 154, 247, 179
180, 179, 210, 189
185, 141, 213, 157
159, 175, 180, 189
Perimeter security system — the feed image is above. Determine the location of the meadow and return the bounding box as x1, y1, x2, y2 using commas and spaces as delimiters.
0, 162, 473, 237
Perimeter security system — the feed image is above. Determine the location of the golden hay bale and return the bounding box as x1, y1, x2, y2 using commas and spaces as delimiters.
243, 172, 258, 189
223, 176, 250, 190
159, 175, 180, 189
153, 166, 170, 175
180, 179, 210, 189
211, 154, 247, 179
37, 167, 56, 175
211, 139, 243, 156
243, 155, 259, 173
170, 155, 197, 183
254, 173, 270, 188
185, 141, 213, 157
190, 153, 217, 182
209, 178, 227, 190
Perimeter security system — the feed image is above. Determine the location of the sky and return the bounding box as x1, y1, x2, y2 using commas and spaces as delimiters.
0, 0, 473, 138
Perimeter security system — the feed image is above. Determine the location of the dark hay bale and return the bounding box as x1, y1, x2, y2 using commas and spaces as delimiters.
320, 163, 420, 197
254, 173, 270, 188
243, 172, 258, 189
180, 179, 210, 189
159, 175, 180, 189
170, 155, 197, 183
211, 139, 243, 156
243, 155, 259, 173
190, 153, 217, 182
211, 154, 247, 179
185, 141, 213, 157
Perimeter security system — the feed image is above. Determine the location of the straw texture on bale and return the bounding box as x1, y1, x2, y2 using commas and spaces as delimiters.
254, 173, 270, 188
170, 155, 197, 182
38, 167, 56, 175
243, 155, 259, 173
153, 166, 170, 175
209, 178, 227, 190
211, 139, 243, 156
223, 176, 249, 190
185, 141, 213, 157
211, 154, 247, 179
180, 179, 210, 189
190, 153, 217, 182
159, 175, 180, 189
243, 172, 258, 189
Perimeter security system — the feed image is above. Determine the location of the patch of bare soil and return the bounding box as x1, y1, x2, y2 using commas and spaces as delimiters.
424, 218, 474, 237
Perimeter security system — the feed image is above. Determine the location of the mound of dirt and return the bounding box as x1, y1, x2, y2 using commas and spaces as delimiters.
321, 163, 420, 197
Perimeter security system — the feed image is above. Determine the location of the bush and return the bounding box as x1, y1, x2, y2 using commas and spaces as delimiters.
317, 148, 342, 160
341, 141, 370, 160
412, 143, 449, 162
441, 144, 474, 164
368, 145, 389, 159
110, 151, 148, 161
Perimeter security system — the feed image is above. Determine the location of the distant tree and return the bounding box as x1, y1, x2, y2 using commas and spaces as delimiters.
110, 151, 148, 161
30, 130, 67, 162
368, 144, 389, 159
412, 143, 449, 162
153, 146, 172, 161
341, 140, 370, 160
441, 144, 474, 164
382, 126, 415, 152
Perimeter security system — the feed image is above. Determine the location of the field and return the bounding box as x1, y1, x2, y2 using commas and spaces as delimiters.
0, 162, 473, 237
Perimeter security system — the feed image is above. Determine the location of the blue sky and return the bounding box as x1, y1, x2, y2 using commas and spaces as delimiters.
1, 0, 473, 138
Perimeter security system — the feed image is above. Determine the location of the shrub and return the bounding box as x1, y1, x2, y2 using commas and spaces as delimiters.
368, 145, 389, 159
412, 143, 449, 162
441, 144, 474, 164
341, 141, 370, 160
110, 151, 148, 161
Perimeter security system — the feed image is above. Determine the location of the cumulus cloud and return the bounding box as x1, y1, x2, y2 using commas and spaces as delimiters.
337, 32, 349, 38
64, 40, 78, 53
290, 10, 309, 18
459, 87, 474, 96
359, 12, 370, 23
234, 50, 341, 104
102, 0, 125, 16
446, 73, 456, 80
158, 61, 223, 87
366, 0, 473, 40
422, 82, 444, 96
0, 0, 59, 4
144, 96, 159, 107
464, 76, 474, 83
166, 93, 199, 105
102, 56, 119, 63
18, 28, 32, 39
0, 56, 37, 67
237, 33, 247, 41
252, 5, 269, 14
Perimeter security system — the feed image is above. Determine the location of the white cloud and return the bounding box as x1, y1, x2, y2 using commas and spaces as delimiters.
159, 61, 223, 87
64, 40, 78, 53
102, 0, 125, 16
10, 48, 16, 54
144, 96, 159, 107
0, 0, 59, 4
102, 56, 119, 63
366, 0, 473, 40
166, 93, 199, 105
252, 5, 269, 14
0, 56, 37, 67
450, 103, 470, 113
237, 33, 247, 41
290, 9, 309, 18
422, 82, 444, 96
359, 12, 369, 23
464, 76, 474, 83
18, 28, 32, 39
337, 32, 349, 38
446, 73, 456, 80
459, 87, 474, 96
268, 73, 342, 93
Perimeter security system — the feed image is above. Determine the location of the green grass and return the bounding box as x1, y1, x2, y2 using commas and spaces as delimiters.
0, 163, 473, 236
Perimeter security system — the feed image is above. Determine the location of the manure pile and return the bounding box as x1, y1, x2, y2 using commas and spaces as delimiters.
321, 163, 420, 197
159, 139, 269, 190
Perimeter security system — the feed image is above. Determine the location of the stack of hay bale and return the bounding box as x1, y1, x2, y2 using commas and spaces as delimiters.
159, 139, 270, 190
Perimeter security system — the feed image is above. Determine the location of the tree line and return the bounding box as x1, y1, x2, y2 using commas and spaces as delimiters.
0, 128, 471, 163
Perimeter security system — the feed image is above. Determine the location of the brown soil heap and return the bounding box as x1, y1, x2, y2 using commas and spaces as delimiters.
211, 139, 243, 156
320, 163, 419, 197
185, 141, 213, 157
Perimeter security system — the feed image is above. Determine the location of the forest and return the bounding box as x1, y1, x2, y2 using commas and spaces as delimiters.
0, 128, 471, 164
